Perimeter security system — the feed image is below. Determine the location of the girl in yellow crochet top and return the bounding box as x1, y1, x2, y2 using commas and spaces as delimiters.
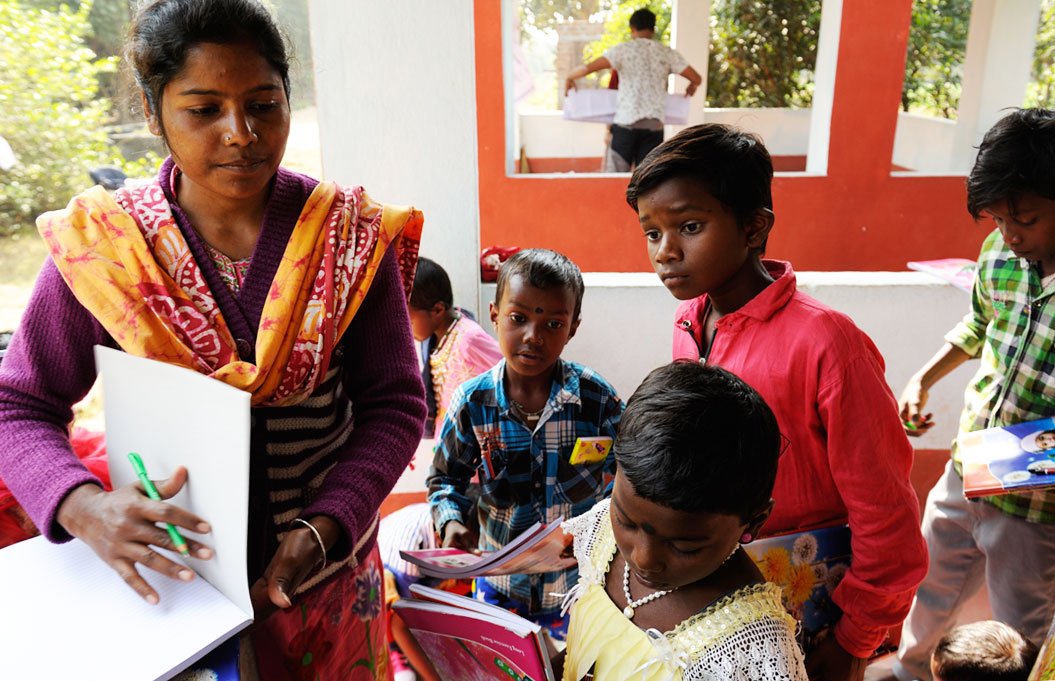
556, 362, 808, 681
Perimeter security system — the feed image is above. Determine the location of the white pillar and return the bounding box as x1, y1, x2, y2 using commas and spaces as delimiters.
670, 0, 710, 125
805, 0, 843, 174
308, 0, 482, 316
951, 0, 1042, 171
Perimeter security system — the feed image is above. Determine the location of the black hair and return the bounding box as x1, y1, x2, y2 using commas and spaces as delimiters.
967, 108, 1055, 219
932, 620, 1038, 681
626, 123, 774, 248
629, 8, 657, 31
126, 0, 291, 123
615, 361, 780, 519
410, 257, 454, 312
494, 249, 585, 321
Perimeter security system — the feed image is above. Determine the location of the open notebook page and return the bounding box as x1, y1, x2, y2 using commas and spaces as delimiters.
0, 536, 251, 680
0, 347, 253, 679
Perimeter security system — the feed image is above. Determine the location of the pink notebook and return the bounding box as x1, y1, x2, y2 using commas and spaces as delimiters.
907, 258, 976, 293
393, 584, 555, 681
400, 517, 574, 579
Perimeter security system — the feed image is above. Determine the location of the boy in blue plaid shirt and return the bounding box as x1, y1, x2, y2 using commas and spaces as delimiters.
892, 109, 1055, 681
427, 249, 623, 640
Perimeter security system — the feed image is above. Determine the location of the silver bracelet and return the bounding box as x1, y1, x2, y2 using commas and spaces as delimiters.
291, 517, 327, 572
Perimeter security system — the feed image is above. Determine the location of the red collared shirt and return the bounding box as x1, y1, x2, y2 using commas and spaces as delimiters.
673, 260, 928, 659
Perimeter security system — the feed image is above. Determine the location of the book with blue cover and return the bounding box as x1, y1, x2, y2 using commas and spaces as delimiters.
743, 524, 852, 653
960, 417, 1055, 498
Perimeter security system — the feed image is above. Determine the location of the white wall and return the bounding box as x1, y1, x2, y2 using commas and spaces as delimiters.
892, 112, 958, 173
670, 0, 710, 127
308, 0, 482, 315
951, 0, 1042, 171
523, 106, 971, 175
518, 108, 813, 161
483, 272, 976, 451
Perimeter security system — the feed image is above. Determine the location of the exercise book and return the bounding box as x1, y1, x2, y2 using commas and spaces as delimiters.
0, 347, 252, 680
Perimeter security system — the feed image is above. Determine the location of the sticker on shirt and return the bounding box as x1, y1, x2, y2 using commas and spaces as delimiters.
569, 436, 613, 465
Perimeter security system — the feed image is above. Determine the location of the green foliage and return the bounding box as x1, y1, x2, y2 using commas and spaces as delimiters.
706, 0, 821, 108
901, 0, 970, 118
897, 0, 1055, 117
86, 0, 137, 122
17, 0, 136, 119
1026, 0, 1055, 108
522, 0, 604, 32
0, 0, 155, 235
582, 1, 671, 67
85, 0, 131, 57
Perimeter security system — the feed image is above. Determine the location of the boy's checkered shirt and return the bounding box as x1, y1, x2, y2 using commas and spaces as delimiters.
427, 359, 622, 613
946, 228, 1055, 522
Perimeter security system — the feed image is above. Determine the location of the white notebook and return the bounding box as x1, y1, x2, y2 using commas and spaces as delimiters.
0, 347, 252, 680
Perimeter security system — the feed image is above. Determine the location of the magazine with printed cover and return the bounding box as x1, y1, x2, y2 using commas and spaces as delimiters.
960, 417, 1055, 498
743, 525, 852, 653
907, 258, 977, 293
393, 585, 555, 681
400, 517, 574, 579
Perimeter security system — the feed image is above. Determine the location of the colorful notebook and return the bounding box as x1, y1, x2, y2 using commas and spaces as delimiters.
393, 585, 555, 681
743, 524, 852, 653
960, 417, 1055, 498
907, 258, 976, 293
400, 517, 574, 579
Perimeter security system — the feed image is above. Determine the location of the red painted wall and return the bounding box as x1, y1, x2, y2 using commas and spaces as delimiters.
474, 1, 989, 272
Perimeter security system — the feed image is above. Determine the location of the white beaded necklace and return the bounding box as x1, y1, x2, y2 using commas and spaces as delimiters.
621, 544, 741, 620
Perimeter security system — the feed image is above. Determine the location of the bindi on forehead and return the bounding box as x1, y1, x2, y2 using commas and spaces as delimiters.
535, 307, 543, 313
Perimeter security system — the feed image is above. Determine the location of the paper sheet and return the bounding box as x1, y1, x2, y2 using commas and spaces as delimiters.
391, 438, 437, 494
97, 345, 252, 615
562, 89, 691, 124
0, 536, 250, 680
0, 348, 254, 679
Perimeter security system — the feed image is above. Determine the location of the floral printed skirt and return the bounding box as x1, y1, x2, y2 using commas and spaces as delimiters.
252, 545, 391, 681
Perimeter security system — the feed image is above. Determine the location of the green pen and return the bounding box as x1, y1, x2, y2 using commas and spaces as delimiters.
128, 452, 191, 558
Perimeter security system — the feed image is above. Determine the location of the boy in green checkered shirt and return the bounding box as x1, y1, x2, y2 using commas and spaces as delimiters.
891, 108, 1055, 681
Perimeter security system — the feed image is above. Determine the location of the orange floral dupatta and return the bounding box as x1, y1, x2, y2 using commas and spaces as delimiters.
37, 180, 423, 407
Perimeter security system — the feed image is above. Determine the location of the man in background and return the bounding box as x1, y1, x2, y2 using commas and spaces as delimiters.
564, 8, 702, 172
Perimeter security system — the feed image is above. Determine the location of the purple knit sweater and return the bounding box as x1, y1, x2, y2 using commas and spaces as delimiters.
0, 159, 426, 560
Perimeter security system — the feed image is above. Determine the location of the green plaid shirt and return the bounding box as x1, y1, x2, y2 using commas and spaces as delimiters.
947, 228, 1055, 523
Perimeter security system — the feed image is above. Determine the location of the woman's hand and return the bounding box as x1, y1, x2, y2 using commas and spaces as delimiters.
56, 470, 213, 605
250, 515, 342, 619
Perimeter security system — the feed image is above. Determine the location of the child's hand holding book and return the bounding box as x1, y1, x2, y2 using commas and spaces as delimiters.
441, 519, 479, 553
